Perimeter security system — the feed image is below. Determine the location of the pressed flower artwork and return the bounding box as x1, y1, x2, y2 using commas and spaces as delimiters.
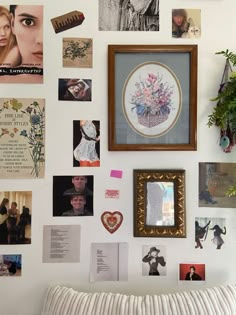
63, 38, 93, 68
0, 98, 45, 178
123, 62, 182, 137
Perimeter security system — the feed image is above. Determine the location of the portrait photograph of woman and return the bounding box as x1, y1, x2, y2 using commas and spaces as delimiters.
172, 8, 201, 39
142, 245, 166, 276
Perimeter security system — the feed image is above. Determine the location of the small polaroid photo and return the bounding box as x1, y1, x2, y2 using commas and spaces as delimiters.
68, 80, 90, 100
179, 263, 205, 282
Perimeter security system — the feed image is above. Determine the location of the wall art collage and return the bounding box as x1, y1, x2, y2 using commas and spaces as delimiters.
0, 1, 235, 286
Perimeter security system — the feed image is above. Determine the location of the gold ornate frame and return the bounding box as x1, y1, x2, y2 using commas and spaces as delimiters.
133, 169, 186, 237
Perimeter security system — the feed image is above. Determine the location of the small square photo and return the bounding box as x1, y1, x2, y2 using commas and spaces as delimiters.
172, 9, 201, 38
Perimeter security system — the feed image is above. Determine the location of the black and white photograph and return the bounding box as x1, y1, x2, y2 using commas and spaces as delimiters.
99, 0, 159, 31
142, 245, 166, 276
195, 217, 226, 250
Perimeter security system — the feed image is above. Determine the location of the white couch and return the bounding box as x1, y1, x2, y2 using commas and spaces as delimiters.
41, 284, 236, 315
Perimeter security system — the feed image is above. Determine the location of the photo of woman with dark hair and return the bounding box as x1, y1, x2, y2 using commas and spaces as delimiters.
211, 224, 226, 249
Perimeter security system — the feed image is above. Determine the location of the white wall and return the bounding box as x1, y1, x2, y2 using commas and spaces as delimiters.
1, 0, 236, 314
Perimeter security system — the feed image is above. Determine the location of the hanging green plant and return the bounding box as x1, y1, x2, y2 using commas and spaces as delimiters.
207, 50, 236, 196
207, 49, 236, 152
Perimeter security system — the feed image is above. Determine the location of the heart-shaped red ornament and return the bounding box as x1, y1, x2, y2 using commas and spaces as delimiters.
101, 211, 123, 234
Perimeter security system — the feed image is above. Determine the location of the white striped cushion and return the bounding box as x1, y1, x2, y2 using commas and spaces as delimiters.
41, 284, 236, 315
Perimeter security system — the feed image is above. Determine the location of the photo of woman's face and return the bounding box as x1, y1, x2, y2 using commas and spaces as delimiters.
11, 5, 43, 66
0, 15, 11, 47
173, 15, 184, 26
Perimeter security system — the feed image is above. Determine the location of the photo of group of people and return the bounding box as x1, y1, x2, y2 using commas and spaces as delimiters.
73, 120, 100, 167
0, 192, 32, 245
0, 254, 22, 277
53, 175, 94, 216
0, 5, 43, 83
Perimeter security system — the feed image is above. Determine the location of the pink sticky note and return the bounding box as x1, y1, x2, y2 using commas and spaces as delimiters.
110, 170, 123, 178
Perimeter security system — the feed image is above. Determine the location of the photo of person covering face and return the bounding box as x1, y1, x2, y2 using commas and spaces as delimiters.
0, 5, 43, 83
53, 175, 94, 216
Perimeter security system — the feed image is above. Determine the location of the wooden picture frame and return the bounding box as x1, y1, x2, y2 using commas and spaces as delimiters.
133, 169, 186, 237
108, 45, 197, 151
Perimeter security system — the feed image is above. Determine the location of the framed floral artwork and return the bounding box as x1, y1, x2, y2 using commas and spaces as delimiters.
108, 45, 197, 151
